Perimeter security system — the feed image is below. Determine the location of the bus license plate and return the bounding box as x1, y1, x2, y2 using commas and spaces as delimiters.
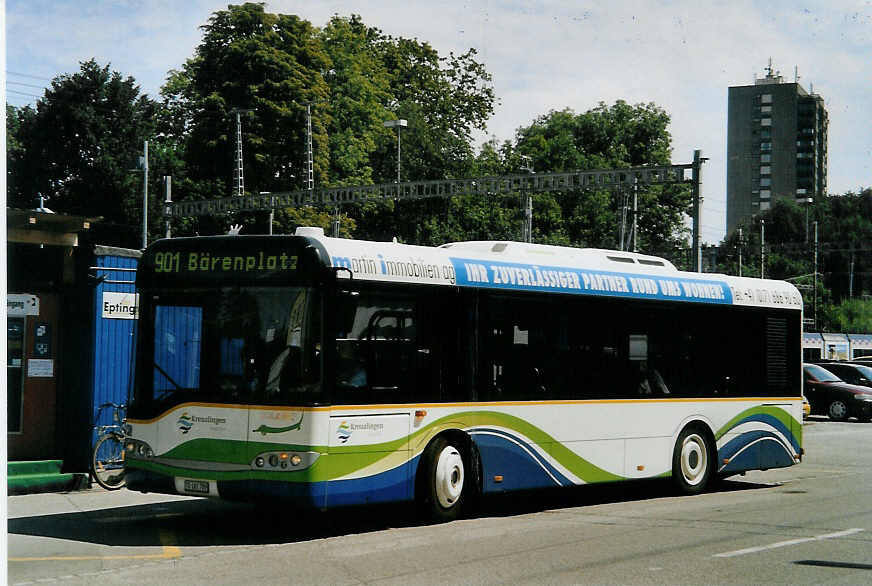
183, 479, 210, 494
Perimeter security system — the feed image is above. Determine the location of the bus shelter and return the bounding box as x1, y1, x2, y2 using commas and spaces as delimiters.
849, 334, 872, 360
821, 333, 850, 361
7, 207, 140, 473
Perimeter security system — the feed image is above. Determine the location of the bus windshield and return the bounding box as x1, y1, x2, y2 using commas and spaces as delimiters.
133, 285, 322, 413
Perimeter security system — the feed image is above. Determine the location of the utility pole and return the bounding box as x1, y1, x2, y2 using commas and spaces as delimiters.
849, 251, 855, 298
760, 219, 765, 279
520, 156, 534, 243
163, 176, 172, 239
737, 228, 743, 277
383, 119, 408, 194
632, 178, 638, 253
231, 108, 254, 197
259, 192, 275, 235
305, 103, 315, 195
619, 190, 627, 251
813, 221, 819, 330
804, 197, 813, 243
691, 149, 707, 272
141, 140, 148, 249
300, 101, 339, 237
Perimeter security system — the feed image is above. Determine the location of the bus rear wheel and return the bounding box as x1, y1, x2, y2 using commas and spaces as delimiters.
419, 436, 469, 522
672, 426, 713, 495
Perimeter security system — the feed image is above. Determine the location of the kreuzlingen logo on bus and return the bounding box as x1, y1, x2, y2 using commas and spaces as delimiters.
177, 411, 227, 434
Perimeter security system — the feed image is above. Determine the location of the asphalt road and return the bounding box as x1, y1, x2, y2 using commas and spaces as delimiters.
8, 415, 872, 585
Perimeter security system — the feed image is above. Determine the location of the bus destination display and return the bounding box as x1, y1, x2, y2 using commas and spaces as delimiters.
151, 249, 298, 276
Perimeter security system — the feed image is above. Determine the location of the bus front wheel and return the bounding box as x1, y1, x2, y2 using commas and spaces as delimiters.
672, 426, 713, 495
418, 436, 469, 522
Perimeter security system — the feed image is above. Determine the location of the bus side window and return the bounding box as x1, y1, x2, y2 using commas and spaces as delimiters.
334, 289, 419, 403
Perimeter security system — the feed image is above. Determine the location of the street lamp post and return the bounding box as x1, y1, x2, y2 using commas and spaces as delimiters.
383, 119, 407, 196
803, 197, 813, 243
141, 140, 148, 249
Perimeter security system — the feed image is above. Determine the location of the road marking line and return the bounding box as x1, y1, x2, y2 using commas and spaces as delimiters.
9, 531, 181, 562
158, 529, 182, 558
9, 549, 179, 562
714, 528, 864, 558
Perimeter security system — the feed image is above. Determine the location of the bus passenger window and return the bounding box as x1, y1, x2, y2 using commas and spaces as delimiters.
334, 290, 418, 403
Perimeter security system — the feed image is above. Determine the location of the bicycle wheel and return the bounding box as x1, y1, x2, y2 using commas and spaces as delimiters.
92, 433, 126, 490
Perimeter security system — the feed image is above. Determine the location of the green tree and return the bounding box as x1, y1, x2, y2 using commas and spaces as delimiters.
826, 298, 872, 333
320, 15, 392, 186
6, 104, 36, 202
714, 191, 872, 332
371, 38, 494, 183
345, 32, 496, 243
455, 101, 690, 250
7, 59, 157, 236
163, 3, 331, 202
162, 5, 495, 239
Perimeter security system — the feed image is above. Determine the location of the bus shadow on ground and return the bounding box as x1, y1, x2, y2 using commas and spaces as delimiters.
7, 477, 776, 549
478, 476, 777, 518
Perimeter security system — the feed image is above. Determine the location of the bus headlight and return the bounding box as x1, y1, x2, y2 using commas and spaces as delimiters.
125, 439, 155, 459
251, 451, 318, 471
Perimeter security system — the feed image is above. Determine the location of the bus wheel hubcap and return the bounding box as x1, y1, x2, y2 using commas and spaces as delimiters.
680, 434, 707, 486
435, 446, 464, 508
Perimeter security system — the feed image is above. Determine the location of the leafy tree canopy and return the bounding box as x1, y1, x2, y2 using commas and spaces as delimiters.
717, 189, 872, 329
452, 101, 690, 251
158, 4, 496, 238
7, 59, 157, 232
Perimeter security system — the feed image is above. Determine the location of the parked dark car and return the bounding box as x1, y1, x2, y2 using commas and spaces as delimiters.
816, 362, 872, 388
803, 363, 872, 421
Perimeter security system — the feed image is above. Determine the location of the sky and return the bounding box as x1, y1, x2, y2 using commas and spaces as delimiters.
5, 0, 872, 244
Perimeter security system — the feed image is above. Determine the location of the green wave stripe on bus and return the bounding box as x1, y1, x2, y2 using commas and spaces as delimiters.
160, 438, 252, 464
714, 405, 800, 442
431, 411, 625, 483
150, 410, 627, 484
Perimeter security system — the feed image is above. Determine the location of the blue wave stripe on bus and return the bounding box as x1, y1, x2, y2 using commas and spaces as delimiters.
724, 413, 799, 452
470, 428, 572, 492
228, 479, 327, 507
718, 430, 795, 474
451, 257, 732, 305
719, 429, 786, 459
323, 460, 415, 507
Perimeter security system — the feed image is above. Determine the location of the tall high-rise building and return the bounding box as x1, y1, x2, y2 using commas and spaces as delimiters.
726, 63, 828, 235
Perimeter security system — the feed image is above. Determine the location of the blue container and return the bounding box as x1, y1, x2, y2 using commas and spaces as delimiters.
90, 246, 141, 432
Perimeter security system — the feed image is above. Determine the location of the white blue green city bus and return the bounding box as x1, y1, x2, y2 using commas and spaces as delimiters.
125, 227, 804, 520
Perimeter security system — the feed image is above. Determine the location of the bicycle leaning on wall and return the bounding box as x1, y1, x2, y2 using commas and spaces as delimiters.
91, 402, 129, 490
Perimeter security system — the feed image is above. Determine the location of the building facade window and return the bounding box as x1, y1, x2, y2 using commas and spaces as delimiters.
760, 178, 771, 187
761, 94, 773, 104
761, 105, 772, 113
761, 154, 771, 163
760, 166, 771, 175
760, 190, 771, 199
761, 117, 772, 126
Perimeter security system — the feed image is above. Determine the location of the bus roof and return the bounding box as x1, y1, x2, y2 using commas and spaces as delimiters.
305, 227, 802, 310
